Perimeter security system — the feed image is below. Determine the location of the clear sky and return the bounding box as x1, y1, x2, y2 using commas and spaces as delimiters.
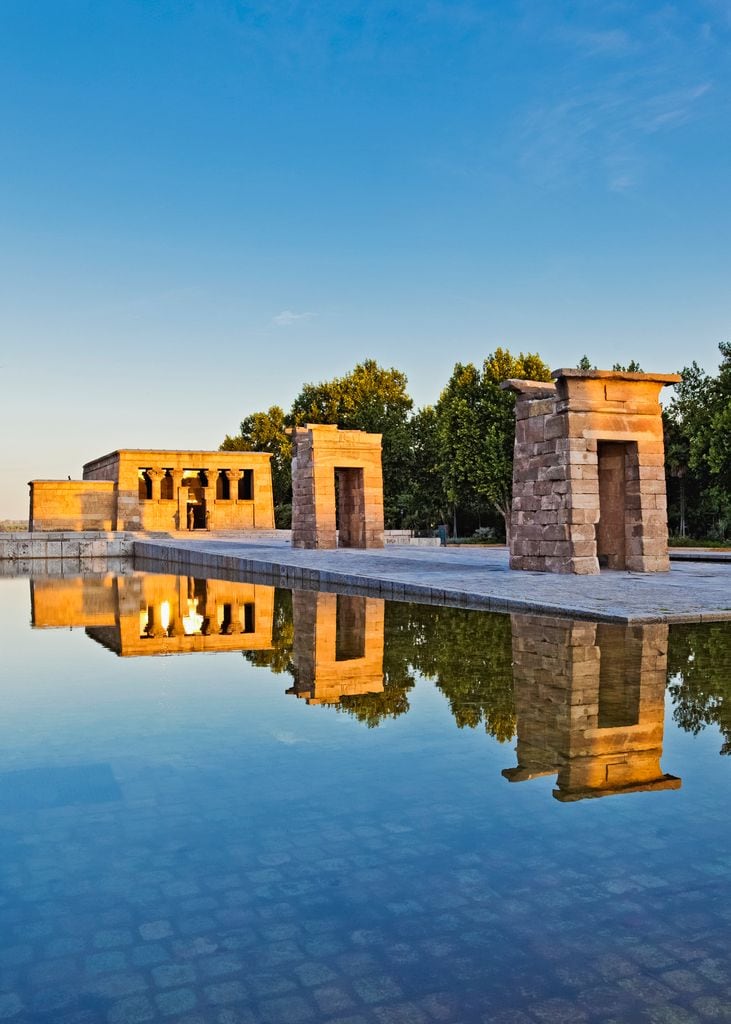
1, 1, 729, 518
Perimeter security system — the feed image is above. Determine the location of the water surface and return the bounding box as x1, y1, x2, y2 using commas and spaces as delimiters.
1, 571, 729, 1024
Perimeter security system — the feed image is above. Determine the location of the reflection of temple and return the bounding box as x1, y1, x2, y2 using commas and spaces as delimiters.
287, 591, 384, 704
31, 574, 274, 657
503, 614, 681, 801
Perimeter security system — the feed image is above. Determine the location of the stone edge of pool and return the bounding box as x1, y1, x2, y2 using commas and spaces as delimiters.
130, 537, 731, 626
2, 532, 731, 625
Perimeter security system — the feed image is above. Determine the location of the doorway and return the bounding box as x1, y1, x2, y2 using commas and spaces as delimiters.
186, 501, 206, 530
335, 467, 366, 548
597, 442, 632, 569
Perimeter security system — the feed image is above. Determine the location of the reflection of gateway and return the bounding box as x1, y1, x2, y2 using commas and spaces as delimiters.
503, 614, 681, 801
287, 591, 385, 705
30, 574, 274, 657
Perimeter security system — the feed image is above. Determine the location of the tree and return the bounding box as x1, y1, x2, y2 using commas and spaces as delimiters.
399, 406, 448, 530
664, 344, 731, 540
290, 360, 414, 528
221, 406, 293, 527
436, 348, 552, 538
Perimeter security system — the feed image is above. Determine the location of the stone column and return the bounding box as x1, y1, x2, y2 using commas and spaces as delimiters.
225, 469, 241, 500
203, 470, 216, 530
171, 470, 184, 531
147, 467, 164, 501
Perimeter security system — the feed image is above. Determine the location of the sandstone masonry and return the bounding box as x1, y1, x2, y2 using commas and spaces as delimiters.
502, 369, 680, 574
29, 449, 275, 533
291, 425, 385, 549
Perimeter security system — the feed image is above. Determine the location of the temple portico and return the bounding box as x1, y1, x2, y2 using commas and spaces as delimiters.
29, 449, 275, 533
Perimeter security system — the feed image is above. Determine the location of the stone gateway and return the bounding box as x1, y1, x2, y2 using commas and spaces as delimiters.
502, 369, 680, 574
291, 424, 385, 549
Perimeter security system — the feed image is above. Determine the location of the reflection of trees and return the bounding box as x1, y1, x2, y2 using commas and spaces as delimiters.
335, 602, 515, 736
246, 594, 730, 754
415, 607, 514, 741
336, 601, 419, 728
243, 589, 294, 675
667, 622, 731, 755
246, 591, 515, 738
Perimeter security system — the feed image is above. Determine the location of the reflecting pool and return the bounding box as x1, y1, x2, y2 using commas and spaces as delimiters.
1, 571, 730, 1024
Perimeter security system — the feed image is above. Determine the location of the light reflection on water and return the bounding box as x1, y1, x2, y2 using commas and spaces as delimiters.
0, 571, 729, 1024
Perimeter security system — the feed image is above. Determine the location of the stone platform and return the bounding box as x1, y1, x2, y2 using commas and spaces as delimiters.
133, 536, 731, 624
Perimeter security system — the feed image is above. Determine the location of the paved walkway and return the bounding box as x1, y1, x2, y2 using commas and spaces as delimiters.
133, 537, 731, 624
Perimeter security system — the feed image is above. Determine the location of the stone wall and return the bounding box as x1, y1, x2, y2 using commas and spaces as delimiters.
503, 369, 680, 574
30, 449, 276, 533
291, 425, 384, 549
0, 532, 134, 579
28, 481, 117, 532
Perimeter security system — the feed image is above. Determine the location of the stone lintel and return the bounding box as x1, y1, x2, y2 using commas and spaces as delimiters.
552, 368, 681, 386
501, 379, 557, 398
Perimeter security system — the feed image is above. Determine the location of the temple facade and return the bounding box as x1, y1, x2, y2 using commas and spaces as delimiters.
28, 449, 275, 532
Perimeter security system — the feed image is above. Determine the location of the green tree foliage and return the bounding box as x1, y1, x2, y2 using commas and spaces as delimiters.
221, 405, 293, 526
664, 343, 731, 539
435, 349, 552, 537
290, 360, 413, 528
612, 360, 643, 372
399, 406, 446, 529
668, 621, 731, 755
408, 606, 515, 741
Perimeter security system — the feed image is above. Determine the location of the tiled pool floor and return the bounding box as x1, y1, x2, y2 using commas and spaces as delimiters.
0, 574, 729, 1024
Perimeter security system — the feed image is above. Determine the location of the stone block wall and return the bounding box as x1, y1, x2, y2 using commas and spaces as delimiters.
28, 481, 117, 531
291, 425, 384, 549
503, 370, 680, 574
29, 449, 275, 533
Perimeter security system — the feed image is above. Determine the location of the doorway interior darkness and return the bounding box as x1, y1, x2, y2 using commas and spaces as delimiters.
335, 467, 366, 548
597, 441, 635, 570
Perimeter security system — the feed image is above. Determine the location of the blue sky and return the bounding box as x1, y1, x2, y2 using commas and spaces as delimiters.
1, 0, 730, 517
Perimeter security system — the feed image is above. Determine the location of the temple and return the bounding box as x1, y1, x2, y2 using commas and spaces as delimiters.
28, 449, 275, 532
502, 369, 680, 573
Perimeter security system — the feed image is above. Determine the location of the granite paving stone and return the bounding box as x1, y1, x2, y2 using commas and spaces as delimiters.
133, 539, 731, 623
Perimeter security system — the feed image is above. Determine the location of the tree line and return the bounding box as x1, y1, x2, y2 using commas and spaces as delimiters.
222, 343, 731, 542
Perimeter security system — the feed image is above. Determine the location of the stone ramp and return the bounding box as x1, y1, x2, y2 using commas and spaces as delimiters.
132, 538, 731, 624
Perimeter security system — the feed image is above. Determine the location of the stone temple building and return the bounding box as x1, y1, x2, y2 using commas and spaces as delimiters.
502, 369, 680, 574
29, 449, 275, 532
291, 424, 385, 549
